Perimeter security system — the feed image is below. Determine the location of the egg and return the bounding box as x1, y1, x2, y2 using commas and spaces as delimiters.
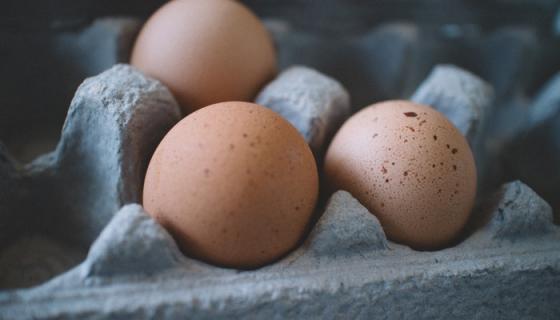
143, 101, 319, 268
131, 0, 277, 114
324, 100, 477, 249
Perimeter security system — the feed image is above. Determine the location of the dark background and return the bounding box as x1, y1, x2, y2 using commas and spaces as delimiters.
1, 1, 558, 33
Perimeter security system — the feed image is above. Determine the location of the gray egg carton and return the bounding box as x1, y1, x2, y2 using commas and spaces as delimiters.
2, 15, 560, 319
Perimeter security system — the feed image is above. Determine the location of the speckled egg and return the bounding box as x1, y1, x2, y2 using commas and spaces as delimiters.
324, 100, 477, 249
143, 101, 319, 269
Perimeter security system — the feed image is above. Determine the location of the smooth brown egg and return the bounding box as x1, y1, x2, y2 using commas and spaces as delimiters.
131, 0, 277, 114
324, 100, 477, 249
143, 101, 318, 269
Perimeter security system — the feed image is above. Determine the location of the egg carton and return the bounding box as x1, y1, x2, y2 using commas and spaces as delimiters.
1, 13, 560, 319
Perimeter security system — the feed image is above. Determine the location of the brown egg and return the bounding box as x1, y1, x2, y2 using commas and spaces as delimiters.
143, 101, 318, 268
324, 100, 477, 249
131, 0, 277, 114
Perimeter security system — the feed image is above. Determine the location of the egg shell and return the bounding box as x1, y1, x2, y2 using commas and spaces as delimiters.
143, 102, 319, 269
324, 100, 477, 249
131, 0, 277, 114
